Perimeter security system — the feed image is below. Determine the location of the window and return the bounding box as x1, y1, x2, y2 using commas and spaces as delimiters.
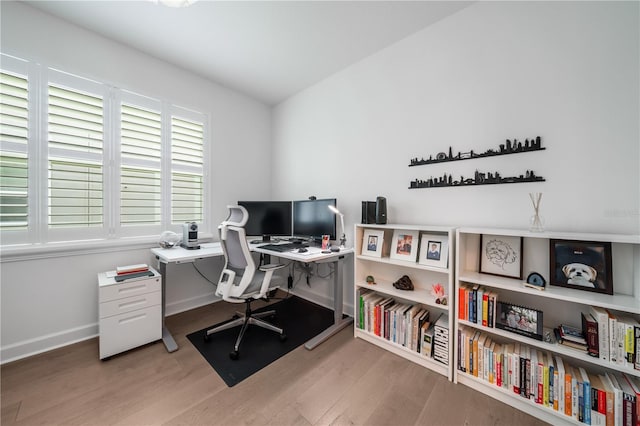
0, 59, 29, 245
0, 54, 208, 247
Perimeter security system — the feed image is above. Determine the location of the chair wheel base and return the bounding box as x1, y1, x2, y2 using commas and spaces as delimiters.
229, 350, 239, 360
204, 333, 210, 342
279, 333, 287, 342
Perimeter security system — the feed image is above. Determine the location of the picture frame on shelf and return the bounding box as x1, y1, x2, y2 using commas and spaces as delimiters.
495, 301, 544, 341
418, 233, 448, 268
479, 234, 523, 279
390, 229, 419, 262
361, 229, 384, 258
549, 239, 613, 295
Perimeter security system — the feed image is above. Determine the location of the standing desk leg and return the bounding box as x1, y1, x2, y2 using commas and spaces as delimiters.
304, 255, 353, 350
158, 260, 178, 352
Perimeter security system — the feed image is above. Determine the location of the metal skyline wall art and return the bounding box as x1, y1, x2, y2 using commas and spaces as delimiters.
408, 136, 546, 190
409, 136, 545, 167
409, 169, 545, 189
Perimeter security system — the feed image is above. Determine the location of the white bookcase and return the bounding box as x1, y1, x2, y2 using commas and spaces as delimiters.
353, 223, 455, 381
454, 227, 640, 425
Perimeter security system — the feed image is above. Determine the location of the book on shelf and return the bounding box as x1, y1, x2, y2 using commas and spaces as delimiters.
622, 373, 640, 426
579, 367, 592, 425
606, 309, 619, 365
590, 305, 611, 362
599, 374, 615, 426
554, 355, 566, 414
614, 372, 638, 426
582, 311, 600, 357
588, 372, 608, 426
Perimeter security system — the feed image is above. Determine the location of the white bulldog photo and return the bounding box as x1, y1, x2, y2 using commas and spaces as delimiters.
562, 263, 597, 288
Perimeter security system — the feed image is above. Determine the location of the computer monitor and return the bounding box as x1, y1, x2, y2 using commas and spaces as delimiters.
292, 198, 337, 243
237, 201, 292, 243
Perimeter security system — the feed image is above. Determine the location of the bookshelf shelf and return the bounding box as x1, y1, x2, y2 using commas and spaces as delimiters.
354, 223, 455, 380
454, 227, 640, 424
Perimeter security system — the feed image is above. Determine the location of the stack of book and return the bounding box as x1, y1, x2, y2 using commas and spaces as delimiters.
433, 315, 449, 365
588, 306, 640, 370
554, 324, 589, 352
114, 264, 154, 282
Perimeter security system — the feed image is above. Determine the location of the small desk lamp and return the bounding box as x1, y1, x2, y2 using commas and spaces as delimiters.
328, 205, 346, 249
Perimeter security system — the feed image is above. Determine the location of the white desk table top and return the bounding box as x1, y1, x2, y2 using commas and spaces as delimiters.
151, 241, 353, 264
151, 242, 223, 264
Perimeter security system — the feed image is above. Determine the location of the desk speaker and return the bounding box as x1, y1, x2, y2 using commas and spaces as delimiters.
361, 201, 376, 224
375, 196, 387, 224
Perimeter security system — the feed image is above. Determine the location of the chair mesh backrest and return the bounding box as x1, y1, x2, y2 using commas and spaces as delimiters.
219, 205, 255, 281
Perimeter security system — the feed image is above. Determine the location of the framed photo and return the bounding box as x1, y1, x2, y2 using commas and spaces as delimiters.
418, 233, 448, 268
361, 229, 384, 258
549, 239, 613, 295
479, 234, 523, 279
390, 229, 419, 262
495, 301, 544, 341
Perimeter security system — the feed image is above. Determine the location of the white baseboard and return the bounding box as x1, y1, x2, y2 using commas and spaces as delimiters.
1, 323, 98, 365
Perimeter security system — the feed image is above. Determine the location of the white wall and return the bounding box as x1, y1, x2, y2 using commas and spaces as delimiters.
273, 1, 639, 234
272, 0, 639, 312
0, 2, 272, 362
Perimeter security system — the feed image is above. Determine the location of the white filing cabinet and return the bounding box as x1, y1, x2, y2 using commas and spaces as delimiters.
98, 268, 162, 359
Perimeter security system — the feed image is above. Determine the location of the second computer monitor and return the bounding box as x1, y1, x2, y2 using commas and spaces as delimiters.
237, 200, 292, 243
292, 198, 337, 243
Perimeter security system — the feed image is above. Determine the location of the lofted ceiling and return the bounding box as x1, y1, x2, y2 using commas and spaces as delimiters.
23, 0, 473, 105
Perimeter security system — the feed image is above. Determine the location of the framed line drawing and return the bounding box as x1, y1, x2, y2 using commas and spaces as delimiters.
390, 229, 419, 262
418, 233, 448, 268
361, 229, 384, 258
549, 239, 613, 295
479, 234, 523, 279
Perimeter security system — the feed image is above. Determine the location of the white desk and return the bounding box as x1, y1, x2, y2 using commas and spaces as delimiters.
151, 241, 353, 352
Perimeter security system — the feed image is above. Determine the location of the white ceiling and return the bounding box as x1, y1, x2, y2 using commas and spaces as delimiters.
24, 0, 472, 105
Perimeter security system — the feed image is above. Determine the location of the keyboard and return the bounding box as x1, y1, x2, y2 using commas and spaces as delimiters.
259, 242, 309, 252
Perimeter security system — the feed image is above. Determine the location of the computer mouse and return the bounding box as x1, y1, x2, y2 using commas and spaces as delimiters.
297, 248, 308, 253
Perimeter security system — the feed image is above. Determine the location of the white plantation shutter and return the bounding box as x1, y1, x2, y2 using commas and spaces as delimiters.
120, 103, 162, 226
0, 55, 209, 247
47, 83, 104, 228
171, 116, 203, 223
0, 70, 29, 231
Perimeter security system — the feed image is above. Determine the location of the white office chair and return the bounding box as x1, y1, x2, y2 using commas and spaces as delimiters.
204, 205, 287, 360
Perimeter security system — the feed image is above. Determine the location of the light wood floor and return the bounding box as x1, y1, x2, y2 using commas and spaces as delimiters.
1, 295, 549, 426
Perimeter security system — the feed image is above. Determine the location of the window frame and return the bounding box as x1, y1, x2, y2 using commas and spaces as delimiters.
0, 54, 210, 250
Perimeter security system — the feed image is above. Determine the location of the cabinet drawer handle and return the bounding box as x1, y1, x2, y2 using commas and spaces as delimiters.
117, 284, 146, 294
118, 313, 147, 324
118, 298, 146, 310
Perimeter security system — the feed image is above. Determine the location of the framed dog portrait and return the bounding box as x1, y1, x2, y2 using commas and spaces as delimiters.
479, 234, 523, 279
390, 229, 419, 262
418, 233, 448, 268
550, 239, 613, 295
361, 229, 384, 258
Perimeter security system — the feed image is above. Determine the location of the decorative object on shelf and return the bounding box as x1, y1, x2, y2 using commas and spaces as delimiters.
328, 205, 347, 248
418, 233, 449, 268
495, 301, 544, 341
361, 229, 384, 258
549, 239, 613, 295
431, 283, 447, 304
409, 136, 545, 167
523, 271, 546, 290
479, 234, 523, 279
158, 230, 181, 248
409, 169, 545, 189
529, 192, 544, 232
365, 275, 376, 285
390, 229, 420, 262
392, 275, 414, 291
